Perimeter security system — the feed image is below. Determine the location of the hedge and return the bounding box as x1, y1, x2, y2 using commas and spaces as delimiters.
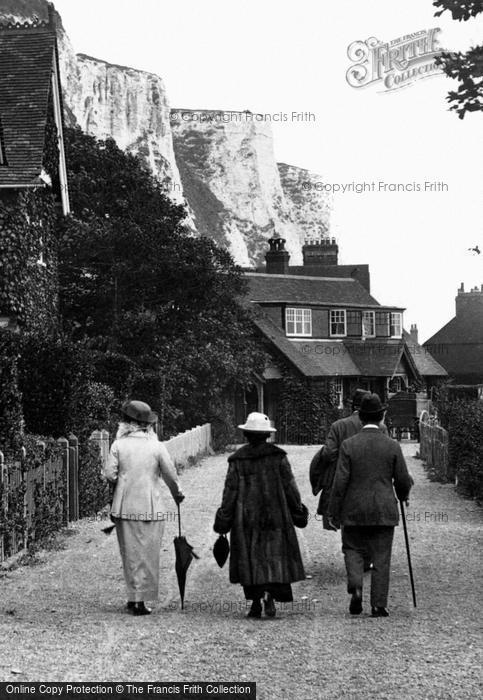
434, 388, 483, 502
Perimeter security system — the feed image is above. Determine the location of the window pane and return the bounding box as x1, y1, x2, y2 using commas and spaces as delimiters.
330, 310, 346, 335
375, 311, 389, 336
362, 311, 375, 336
286, 308, 311, 336
390, 312, 402, 337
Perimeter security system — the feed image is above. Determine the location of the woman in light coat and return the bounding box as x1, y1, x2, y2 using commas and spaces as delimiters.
103, 400, 185, 616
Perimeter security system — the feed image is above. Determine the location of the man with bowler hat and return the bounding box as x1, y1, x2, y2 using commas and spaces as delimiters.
312, 389, 387, 532
327, 393, 412, 617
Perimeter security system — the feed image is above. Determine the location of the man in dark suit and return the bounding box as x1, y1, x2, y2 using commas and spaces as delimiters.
328, 393, 412, 617
312, 389, 387, 532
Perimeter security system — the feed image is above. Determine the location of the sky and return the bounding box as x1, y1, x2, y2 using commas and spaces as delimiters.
52, 0, 483, 343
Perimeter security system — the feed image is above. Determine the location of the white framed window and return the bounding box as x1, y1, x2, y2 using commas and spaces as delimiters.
330, 309, 346, 337
390, 312, 402, 338
362, 311, 375, 338
332, 378, 344, 409
286, 308, 312, 336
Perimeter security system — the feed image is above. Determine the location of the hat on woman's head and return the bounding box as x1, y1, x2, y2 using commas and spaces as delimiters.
122, 400, 158, 424
238, 412, 276, 432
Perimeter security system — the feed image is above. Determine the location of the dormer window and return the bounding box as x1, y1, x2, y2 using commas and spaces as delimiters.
286, 308, 312, 336
362, 311, 375, 338
390, 312, 402, 338
330, 309, 346, 337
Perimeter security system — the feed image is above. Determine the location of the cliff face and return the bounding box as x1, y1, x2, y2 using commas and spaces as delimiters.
1, 0, 331, 265
56, 41, 184, 202
171, 110, 307, 266
278, 163, 331, 241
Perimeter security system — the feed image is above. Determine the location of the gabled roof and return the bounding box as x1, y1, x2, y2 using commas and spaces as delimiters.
252, 311, 361, 376
252, 308, 432, 379
425, 315, 483, 345
0, 20, 57, 187
246, 272, 400, 309
403, 330, 447, 376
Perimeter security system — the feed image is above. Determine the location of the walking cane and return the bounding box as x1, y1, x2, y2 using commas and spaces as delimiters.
399, 499, 417, 608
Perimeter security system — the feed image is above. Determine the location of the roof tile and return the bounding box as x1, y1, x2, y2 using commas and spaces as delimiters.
0, 23, 56, 187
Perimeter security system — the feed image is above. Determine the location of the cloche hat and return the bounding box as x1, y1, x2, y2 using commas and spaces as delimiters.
122, 400, 158, 424
238, 412, 276, 432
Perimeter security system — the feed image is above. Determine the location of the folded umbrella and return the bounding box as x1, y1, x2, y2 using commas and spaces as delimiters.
174, 503, 199, 609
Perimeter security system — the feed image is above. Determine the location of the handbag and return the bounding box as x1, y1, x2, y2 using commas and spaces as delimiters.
291, 502, 309, 528
213, 534, 230, 567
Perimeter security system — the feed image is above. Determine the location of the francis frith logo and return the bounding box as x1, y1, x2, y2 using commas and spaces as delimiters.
346, 28, 444, 91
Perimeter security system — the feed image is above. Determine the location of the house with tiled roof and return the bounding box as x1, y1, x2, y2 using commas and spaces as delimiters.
0, 7, 69, 331
237, 235, 447, 439
423, 283, 483, 384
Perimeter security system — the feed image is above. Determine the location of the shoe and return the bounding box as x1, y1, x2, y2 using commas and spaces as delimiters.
126, 601, 135, 611
349, 588, 363, 615
246, 601, 262, 618
371, 607, 389, 617
132, 602, 152, 616
263, 593, 276, 618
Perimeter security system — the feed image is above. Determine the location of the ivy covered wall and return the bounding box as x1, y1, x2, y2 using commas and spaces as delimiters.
0, 188, 59, 332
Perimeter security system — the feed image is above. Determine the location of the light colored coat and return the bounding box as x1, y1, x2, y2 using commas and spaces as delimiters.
103, 430, 183, 520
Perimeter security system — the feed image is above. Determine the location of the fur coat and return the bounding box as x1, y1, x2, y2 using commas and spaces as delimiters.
213, 443, 305, 586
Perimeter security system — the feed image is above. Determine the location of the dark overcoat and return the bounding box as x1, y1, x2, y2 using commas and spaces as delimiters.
213, 443, 305, 586
315, 413, 388, 526
328, 427, 412, 527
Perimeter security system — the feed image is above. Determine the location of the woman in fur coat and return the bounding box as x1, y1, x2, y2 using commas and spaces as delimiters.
214, 412, 306, 618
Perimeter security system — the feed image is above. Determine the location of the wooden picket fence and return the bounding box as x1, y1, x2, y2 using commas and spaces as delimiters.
0, 436, 79, 563
0, 423, 212, 564
92, 424, 213, 471
419, 410, 450, 481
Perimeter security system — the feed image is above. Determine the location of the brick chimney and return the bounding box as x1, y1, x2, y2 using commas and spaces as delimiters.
302, 236, 338, 267
409, 324, 418, 344
455, 282, 483, 316
265, 236, 290, 274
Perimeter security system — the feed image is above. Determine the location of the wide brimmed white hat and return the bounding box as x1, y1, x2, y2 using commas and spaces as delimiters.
238, 412, 276, 432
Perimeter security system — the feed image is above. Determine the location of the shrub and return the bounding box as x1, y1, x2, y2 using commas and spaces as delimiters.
18, 331, 92, 437
275, 369, 339, 445
434, 387, 483, 501
0, 330, 23, 452
78, 438, 110, 519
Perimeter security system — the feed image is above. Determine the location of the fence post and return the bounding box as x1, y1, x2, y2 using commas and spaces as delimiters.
89, 429, 110, 470
21, 444, 30, 551
0, 451, 5, 563
68, 435, 79, 521
57, 437, 69, 524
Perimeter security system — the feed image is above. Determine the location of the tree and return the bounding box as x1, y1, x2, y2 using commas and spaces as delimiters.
58, 127, 266, 438
433, 0, 483, 117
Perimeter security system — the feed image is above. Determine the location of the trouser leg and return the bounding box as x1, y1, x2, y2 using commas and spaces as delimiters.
341, 526, 365, 594
367, 527, 394, 608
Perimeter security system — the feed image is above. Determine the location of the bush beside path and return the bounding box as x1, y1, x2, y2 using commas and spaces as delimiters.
0, 444, 481, 699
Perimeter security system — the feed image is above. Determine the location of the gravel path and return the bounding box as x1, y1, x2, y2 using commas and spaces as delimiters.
0, 443, 481, 699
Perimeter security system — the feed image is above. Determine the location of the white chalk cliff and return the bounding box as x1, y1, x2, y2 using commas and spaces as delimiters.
2, 0, 331, 266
